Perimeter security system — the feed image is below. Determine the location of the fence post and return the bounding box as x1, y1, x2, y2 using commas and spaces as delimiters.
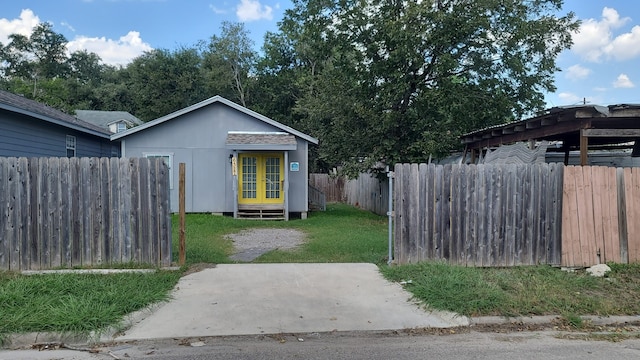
387, 166, 394, 264
179, 163, 186, 266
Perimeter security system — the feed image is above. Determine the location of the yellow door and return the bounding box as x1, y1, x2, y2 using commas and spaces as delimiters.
238, 153, 284, 204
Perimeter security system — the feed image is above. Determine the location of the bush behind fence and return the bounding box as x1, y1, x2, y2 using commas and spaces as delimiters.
0, 157, 171, 271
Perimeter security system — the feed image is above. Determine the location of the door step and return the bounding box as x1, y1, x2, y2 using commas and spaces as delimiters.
237, 207, 285, 220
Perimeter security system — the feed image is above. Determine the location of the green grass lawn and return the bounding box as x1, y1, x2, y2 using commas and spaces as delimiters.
2, 203, 640, 341
171, 203, 389, 264
0, 270, 181, 341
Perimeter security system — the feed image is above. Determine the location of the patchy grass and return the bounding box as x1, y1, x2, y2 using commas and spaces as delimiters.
171, 203, 389, 265
0, 270, 181, 338
380, 262, 640, 317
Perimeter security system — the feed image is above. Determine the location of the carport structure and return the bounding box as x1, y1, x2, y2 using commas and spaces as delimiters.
461, 104, 640, 165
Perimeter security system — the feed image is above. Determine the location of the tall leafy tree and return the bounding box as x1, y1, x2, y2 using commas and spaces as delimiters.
262, 0, 579, 175
124, 47, 206, 121
204, 22, 256, 107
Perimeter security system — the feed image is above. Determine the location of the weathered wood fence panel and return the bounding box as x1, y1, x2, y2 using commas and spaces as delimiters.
309, 173, 388, 216
0, 157, 171, 271
561, 166, 640, 267
394, 163, 564, 266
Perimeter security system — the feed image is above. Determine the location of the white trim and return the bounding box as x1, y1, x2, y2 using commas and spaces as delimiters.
143, 152, 174, 189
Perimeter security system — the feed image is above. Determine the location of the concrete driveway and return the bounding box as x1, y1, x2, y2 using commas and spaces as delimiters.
115, 263, 468, 341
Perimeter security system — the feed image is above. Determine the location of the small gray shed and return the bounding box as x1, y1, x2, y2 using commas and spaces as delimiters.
111, 96, 319, 220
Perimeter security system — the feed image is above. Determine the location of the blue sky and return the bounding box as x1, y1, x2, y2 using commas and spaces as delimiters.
1, 0, 639, 109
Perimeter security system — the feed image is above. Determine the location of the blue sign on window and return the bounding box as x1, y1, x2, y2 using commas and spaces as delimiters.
290, 162, 300, 172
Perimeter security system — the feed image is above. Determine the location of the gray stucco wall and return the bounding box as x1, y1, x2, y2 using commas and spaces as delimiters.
120, 102, 310, 213
0, 110, 119, 157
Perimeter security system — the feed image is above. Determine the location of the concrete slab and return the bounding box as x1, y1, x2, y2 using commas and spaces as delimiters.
115, 263, 468, 340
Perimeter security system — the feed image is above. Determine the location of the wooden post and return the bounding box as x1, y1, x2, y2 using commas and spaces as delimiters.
179, 163, 186, 266
580, 129, 588, 166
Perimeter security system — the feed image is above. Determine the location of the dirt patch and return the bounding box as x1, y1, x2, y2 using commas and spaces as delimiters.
183, 263, 217, 276
226, 228, 306, 262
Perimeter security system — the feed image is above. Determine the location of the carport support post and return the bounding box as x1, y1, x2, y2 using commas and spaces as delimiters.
179, 163, 186, 266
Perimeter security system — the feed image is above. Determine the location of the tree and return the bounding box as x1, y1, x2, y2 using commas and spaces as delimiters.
124, 47, 206, 121
262, 0, 579, 175
204, 22, 257, 107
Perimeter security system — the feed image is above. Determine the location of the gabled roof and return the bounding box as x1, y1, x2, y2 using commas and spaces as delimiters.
75, 110, 143, 130
111, 95, 319, 144
0, 90, 111, 138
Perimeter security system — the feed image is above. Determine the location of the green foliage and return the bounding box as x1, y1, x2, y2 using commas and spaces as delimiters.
261, 0, 578, 175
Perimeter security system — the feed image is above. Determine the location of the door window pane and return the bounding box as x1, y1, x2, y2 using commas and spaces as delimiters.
242, 156, 257, 199
264, 157, 280, 199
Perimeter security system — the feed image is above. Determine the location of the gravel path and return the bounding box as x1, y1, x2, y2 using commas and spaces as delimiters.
226, 228, 306, 262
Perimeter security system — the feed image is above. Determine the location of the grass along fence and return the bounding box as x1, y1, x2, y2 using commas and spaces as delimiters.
309, 173, 389, 216
0, 157, 171, 271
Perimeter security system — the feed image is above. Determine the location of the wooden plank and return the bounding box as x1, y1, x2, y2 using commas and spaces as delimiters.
111, 158, 122, 264
582, 128, 640, 137
561, 166, 576, 266
81, 157, 92, 265
14, 158, 26, 271
617, 168, 629, 263
129, 158, 141, 262
59, 158, 71, 267
158, 159, 171, 266
531, 164, 543, 264
409, 163, 419, 263
629, 168, 640, 263
503, 165, 516, 267
0, 158, 7, 270
426, 164, 436, 261
455, 164, 466, 265
434, 165, 444, 260
590, 167, 605, 264
483, 165, 495, 266
442, 165, 452, 261
603, 167, 620, 263
464, 165, 476, 266
473, 165, 483, 266
490, 165, 504, 267
35, 158, 48, 270
572, 166, 588, 266
70, 158, 82, 266
418, 164, 428, 262
48, 157, 61, 269
121, 158, 133, 263
148, 158, 159, 265
449, 164, 460, 264
89, 158, 103, 265
582, 166, 598, 266
549, 163, 564, 266
393, 164, 403, 263
4, 158, 19, 270
100, 158, 111, 265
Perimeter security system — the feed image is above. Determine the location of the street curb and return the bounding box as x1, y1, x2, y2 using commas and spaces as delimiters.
469, 315, 640, 327
4, 314, 640, 350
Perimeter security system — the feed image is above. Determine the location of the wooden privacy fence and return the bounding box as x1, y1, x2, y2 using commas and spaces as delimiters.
394, 163, 564, 266
310, 173, 389, 216
0, 157, 171, 271
562, 166, 640, 267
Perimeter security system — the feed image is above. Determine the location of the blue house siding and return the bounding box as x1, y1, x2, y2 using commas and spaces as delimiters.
0, 110, 118, 157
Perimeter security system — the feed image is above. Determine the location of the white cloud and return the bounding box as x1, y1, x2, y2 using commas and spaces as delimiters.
67, 31, 153, 66
613, 73, 635, 88
60, 21, 75, 32
572, 7, 640, 62
0, 9, 40, 45
605, 25, 640, 61
210, 5, 227, 14
558, 92, 582, 104
236, 0, 273, 22
565, 64, 591, 81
